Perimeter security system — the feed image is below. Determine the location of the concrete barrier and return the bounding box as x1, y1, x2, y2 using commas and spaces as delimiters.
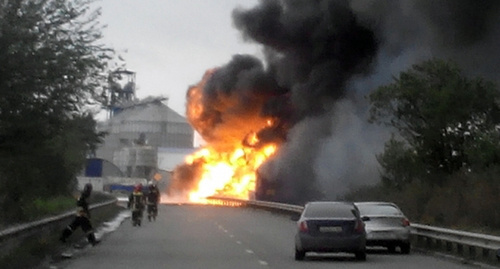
0, 199, 117, 259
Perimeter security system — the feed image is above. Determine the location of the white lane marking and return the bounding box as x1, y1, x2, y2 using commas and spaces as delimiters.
229, 234, 234, 238
258, 260, 268, 266
245, 249, 254, 254
217, 225, 228, 233
236, 241, 242, 244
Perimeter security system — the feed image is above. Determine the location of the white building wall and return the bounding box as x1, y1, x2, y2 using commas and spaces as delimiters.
77, 176, 148, 192
157, 147, 198, 172
77, 177, 105, 192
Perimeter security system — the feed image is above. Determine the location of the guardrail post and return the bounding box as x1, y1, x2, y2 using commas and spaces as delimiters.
445, 241, 452, 252
416, 234, 424, 246
469, 246, 476, 260
426, 237, 433, 248
457, 243, 463, 256
435, 239, 442, 251
482, 248, 489, 260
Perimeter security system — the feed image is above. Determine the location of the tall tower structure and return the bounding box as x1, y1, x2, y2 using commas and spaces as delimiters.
106, 69, 137, 119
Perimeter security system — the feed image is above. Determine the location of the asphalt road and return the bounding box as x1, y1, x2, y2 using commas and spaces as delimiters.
54, 204, 481, 269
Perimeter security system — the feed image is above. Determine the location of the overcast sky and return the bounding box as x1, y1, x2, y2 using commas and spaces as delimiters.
94, 0, 261, 117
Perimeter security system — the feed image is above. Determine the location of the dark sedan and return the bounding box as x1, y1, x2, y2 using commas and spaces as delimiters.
294, 201, 367, 261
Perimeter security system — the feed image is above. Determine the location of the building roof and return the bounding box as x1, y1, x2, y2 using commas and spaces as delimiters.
107, 99, 188, 124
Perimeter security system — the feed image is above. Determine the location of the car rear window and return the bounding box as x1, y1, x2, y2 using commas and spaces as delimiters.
303, 203, 357, 218
357, 204, 402, 216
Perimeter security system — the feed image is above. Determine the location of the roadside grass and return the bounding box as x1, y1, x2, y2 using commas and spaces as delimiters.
23, 196, 76, 220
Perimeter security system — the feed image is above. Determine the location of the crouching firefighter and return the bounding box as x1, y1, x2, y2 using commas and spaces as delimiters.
60, 183, 100, 246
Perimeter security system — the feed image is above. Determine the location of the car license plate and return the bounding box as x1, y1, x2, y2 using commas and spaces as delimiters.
319, 226, 342, 233
368, 232, 396, 239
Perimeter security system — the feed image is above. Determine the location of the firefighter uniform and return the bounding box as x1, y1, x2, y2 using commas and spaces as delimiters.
60, 183, 99, 246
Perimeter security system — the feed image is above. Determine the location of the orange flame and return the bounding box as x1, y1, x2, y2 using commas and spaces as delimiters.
187, 141, 276, 203
181, 69, 281, 203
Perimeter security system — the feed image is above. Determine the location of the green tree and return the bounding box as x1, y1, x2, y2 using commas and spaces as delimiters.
376, 136, 423, 189
0, 0, 112, 222
369, 59, 500, 183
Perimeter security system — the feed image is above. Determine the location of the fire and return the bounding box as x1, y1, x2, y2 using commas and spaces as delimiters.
187, 141, 277, 203
174, 67, 287, 204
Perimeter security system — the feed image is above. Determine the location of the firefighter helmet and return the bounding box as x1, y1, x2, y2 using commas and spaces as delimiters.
134, 184, 143, 192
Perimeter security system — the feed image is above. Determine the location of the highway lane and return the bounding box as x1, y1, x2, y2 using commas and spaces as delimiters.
54, 205, 480, 269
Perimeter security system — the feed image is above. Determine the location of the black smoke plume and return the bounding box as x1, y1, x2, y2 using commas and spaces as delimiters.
175, 0, 500, 205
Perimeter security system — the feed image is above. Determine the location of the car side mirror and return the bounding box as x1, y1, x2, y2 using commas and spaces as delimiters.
290, 214, 300, 221
361, 216, 370, 222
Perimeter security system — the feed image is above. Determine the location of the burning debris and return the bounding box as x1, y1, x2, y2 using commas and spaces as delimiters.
168, 0, 500, 205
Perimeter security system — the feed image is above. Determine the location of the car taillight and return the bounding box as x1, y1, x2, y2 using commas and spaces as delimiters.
299, 221, 308, 233
354, 220, 365, 234
402, 218, 410, 227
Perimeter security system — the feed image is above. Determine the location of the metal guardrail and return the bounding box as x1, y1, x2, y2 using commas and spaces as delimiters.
411, 223, 500, 263
208, 197, 500, 265
0, 199, 116, 240
207, 196, 303, 213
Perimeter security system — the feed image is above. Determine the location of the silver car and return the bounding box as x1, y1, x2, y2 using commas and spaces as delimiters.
355, 202, 411, 254
294, 201, 367, 261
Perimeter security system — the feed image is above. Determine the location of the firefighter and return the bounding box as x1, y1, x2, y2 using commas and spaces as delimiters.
60, 183, 100, 246
128, 183, 145, 226
146, 181, 160, 221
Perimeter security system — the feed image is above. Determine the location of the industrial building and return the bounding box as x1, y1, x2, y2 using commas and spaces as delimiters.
89, 70, 196, 190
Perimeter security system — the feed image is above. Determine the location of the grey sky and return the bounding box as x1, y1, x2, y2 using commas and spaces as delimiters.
95, 0, 261, 116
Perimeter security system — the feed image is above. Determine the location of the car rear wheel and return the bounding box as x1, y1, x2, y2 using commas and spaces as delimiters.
355, 251, 366, 261
400, 242, 411, 254
295, 248, 305, 261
